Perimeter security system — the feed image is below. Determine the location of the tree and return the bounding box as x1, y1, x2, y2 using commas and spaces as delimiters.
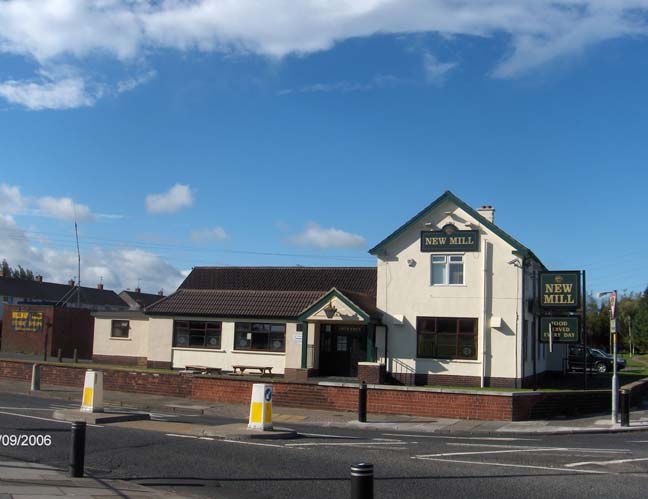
1, 260, 36, 281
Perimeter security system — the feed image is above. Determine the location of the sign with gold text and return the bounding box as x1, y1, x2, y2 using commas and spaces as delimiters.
11, 311, 44, 333
421, 224, 480, 252
540, 317, 579, 343
539, 271, 581, 310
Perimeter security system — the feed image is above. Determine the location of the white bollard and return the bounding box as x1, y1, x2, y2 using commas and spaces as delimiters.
80, 370, 104, 413
248, 383, 273, 430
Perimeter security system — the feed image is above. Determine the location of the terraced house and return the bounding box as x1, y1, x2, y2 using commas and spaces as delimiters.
93, 191, 565, 387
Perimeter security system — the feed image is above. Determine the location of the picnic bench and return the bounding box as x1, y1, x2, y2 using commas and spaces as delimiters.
232, 365, 274, 376
181, 365, 223, 375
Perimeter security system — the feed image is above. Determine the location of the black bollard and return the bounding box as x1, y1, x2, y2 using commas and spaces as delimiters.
620, 389, 630, 427
358, 382, 367, 423
350, 463, 374, 499
73, 348, 78, 363
57, 348, 63, 363
69, 422, 86, 478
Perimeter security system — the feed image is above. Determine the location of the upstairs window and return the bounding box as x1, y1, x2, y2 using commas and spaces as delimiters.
111, 320, 130, 338
235, 323, 285, 352
173, 321, 222, 349
431, 255, 464, 285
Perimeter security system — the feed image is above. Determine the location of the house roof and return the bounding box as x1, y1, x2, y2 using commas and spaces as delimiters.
146, 289, 325, 319
0, 277, 128, 308
119, 290, 164, 309
368, 190, 545, 267
179, 266, 377, 293
298, 288, 374, 322
148, 266, 379, 320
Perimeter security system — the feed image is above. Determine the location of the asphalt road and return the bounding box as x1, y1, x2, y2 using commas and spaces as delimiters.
2, 392, 648, 498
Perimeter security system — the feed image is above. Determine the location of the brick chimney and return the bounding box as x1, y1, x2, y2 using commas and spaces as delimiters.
68, 279, 75, 286
35, 275, 43, 282
158, 289, 164, 296
477, 205, 495, 223
97, 282, 104, 290
135, 287, 141, 293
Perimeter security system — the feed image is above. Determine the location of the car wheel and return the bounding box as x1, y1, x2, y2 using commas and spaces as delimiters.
595, 362, 608, 374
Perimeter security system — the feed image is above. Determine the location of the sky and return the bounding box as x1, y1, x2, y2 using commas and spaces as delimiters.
0, 1, 647, 296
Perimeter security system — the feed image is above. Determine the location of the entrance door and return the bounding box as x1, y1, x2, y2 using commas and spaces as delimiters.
319, 324, 367, 377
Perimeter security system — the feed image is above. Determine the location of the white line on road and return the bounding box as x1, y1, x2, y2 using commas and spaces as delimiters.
415, 448, 562, 458
165, 433, 197, 439
0, 410, 103, 427
411, 456, 609, 474
565, 457, 648, 468
221, 440, 288, 448
0, 407, 56, 411
382, 433, 539, 441
297, 432, 364, 440
446, 443, 630, 453
285, 441, 412, 447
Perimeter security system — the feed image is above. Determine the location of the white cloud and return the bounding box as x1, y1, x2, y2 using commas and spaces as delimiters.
0, 183, 26, 215
36, 196, 94, 222
0, 76, 95, 110
0, 214, 185, 293
146, 184, 193, 214
190, 227, 228, 243
423, 52, 456, 85
0, 1, 647, 110
288, 222, 365, 249
278, 74, 409, 95
116, 69, 157, 93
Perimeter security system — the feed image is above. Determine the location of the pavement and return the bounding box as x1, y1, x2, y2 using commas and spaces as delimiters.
2, 378, 648, 498
0, 459, 189, 498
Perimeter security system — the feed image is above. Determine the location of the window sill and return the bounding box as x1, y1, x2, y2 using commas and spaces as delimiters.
110, 337, 131, 341
430, 284, 467, 287
417, 357, 479, 363
173, 347, 225, 353
231, 350, 285, 356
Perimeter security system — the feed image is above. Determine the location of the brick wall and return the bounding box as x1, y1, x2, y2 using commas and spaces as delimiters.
93, 354, 148, 367
0, 359, 618, 421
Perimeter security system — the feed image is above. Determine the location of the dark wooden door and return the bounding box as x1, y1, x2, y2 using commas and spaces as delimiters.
319, 324, 367, 377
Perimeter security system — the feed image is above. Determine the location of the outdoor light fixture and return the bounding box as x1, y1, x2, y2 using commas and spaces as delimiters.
407, 259, 416, 267
323, 301, 337, 318
597, 289, 619, 424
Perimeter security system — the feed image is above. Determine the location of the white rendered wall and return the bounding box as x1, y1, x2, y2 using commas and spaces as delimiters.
92, 316, 149, 358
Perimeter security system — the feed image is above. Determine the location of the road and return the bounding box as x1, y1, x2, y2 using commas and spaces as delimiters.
1, 392, 648, 498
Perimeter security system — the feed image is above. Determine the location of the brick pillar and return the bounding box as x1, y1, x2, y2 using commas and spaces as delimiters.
357, 362, 384, 384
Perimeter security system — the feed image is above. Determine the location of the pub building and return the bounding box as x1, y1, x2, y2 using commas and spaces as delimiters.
93, 191, 567, 387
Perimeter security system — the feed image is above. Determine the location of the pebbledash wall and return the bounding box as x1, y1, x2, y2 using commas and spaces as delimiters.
0, 359, 624, 421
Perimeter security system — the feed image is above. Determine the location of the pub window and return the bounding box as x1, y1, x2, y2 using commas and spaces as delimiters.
173, 320, 222, 349
431, 255, 464, 285
234, 322, 285, 352
417, 317, 477, 360
111, 320, 130, 338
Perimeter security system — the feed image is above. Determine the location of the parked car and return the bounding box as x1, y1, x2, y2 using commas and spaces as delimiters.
568, 345, 626, 374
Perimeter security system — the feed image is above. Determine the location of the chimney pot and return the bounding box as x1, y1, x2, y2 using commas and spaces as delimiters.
158, 289, 164, 296
97, 283, 104, 290
68, 279, 75, 286
477, 205, 495, 223
135, 287, 141, 293
35, 275, 43, 282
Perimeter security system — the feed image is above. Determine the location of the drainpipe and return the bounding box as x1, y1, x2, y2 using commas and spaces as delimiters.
481, 240, 489, 388
517, 257, 527, 388
300, 321, 308, 369
383, 323, 389, 374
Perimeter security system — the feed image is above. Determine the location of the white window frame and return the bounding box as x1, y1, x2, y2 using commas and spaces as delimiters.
431, 254, 465, 286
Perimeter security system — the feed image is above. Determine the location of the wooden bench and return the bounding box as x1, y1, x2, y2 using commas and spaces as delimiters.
232, 365, 273, 376
181, 365, 223, 375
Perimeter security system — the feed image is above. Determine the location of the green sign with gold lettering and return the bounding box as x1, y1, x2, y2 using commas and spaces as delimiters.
540, 317, 580, 343
539, 271, 581, 310
421, 224, 480, 252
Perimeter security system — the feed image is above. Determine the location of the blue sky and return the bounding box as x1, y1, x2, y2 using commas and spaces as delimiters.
0, 1, 647, 296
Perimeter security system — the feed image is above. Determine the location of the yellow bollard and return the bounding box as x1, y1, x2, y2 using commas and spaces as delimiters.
80, 370, 104, 413
248, 384, 273, 430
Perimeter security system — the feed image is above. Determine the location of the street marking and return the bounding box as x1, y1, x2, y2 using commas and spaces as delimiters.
446, 443, 630, 454
565, 457, 648, 468
297, 432, 364, 440
165, 433, 197, 439
0, 407, 56, 411
198, 437, 214, 441
285, 441, 412, 447
415, 448, 561, 458
0, 410, 103, 427
382, 433, 538, 441
411, 456, 609, 474
222, 440, 287, 448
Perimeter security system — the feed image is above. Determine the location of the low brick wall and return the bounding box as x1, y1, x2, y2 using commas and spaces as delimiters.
0, 359, 628, 421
